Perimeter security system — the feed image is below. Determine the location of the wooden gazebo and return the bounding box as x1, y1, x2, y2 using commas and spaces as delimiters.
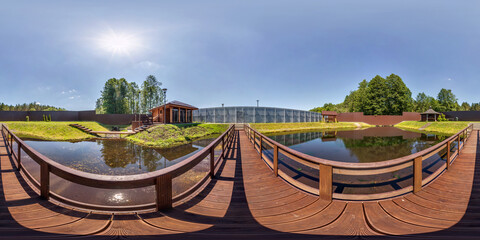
322, 111, 338, 123
150, 100, 198, 124
421, 108, 440, 122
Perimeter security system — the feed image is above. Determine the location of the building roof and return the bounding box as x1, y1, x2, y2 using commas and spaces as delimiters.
321, 111, 338, 116
150, 100, 198, 111
421, 108, 440, 115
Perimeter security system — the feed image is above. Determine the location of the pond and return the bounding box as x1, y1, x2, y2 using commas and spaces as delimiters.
264, 126, 449, 163
18, 136, 221, 207
262, 127, 454, 195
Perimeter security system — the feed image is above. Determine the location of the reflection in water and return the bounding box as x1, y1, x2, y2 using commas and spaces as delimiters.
263, 127, 453, 195
20, 137, 218, 206
266, 127, 448, 163
25, 138, 215, 175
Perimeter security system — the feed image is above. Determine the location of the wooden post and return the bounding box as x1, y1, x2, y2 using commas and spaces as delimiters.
457, 135, 461, 155
17, 142, 21, 171
319, 164, 332, 201
222, 136, 225, 159
259, 136, 263, 160
40, 162, 50, 199
210, 147, 215, 178
156, 174, 172, 210
446, 141, 451, 170
253, 131, 256, 149
273, 145, 278, 176
413, 157, 422, 193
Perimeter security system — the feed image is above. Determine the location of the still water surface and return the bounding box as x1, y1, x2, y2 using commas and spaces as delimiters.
265, 127, 449, 163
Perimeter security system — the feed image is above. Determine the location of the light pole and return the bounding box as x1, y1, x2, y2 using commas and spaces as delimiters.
163, 88, 167, 124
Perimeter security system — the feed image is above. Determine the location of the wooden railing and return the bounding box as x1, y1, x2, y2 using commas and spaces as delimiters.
0, 123, 235, 211
244, 124, 473, 201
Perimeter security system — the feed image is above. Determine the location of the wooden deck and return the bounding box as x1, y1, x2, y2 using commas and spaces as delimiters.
1, 129, 480, 239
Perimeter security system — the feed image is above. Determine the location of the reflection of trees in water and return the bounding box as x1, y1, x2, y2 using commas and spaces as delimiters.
342, 137, 415, 163
100, 140, 164, 171
266, 130, 444, 163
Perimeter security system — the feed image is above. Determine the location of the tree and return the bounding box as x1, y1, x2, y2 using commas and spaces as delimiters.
384, 74, 413, 114
414, 92, 439, 112
364, 75, 388, 115
141, 75, 165, 113
126, 82, 140, 114
460, 102, 471, 111
471, 103, 480, 111
437, 88, 458, 112
100, 78, 129, 114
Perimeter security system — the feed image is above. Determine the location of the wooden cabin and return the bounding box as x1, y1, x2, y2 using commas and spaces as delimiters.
421, 108, 440, 122
321, 111, 338, 123
150, 100, 198, 124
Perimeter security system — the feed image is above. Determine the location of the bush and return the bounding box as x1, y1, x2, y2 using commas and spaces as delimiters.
25, 116, 29, 122
438, 113, 447, 122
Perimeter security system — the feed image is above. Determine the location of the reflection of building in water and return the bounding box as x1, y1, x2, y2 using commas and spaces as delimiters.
336, 127, 421, 140
154, 144, 198, 161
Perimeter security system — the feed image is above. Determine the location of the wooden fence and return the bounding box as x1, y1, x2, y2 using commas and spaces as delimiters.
244, 124, 473, 201
0, 123, 235, 211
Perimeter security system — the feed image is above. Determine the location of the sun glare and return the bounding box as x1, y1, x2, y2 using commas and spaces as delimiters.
98, 31, 140, 55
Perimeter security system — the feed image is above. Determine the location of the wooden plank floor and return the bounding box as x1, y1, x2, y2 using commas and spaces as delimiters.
1, 130, 480, 239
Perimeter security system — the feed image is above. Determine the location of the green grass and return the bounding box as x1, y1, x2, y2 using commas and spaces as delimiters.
250, 122, 372, 134
1, 121, 110, 141
396, 121, 471, 135
127, 123, 229, 148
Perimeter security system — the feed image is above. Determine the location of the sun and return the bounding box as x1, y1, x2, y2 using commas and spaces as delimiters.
98, 30, 140, 55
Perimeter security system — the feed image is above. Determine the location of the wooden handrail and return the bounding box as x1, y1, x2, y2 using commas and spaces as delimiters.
244, 123, 473, 201
0, 123, 235, 211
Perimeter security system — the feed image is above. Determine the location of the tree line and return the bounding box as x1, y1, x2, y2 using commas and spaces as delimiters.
0, 102, 65, 111
310, 74, 479, 115
95, 75, 166, 114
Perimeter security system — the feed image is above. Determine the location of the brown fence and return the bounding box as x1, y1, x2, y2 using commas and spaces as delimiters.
443, 111, 480, 121
337, 112, 420, 125
0, 110, 145, 125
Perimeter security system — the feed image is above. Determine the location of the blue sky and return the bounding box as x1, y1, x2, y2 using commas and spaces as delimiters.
1, 0, 479, 110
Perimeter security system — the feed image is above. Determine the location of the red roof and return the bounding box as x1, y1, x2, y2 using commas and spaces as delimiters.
321, 111, 338, 116
150, 100, 198, 111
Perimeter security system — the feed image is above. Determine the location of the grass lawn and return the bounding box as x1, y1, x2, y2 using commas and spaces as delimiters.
395, 121, 472, 135
127, 123, 229, 148
250, 122, 372, 134
1, 121, 112, 141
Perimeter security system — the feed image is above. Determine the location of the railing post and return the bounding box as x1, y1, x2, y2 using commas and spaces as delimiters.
156, 174, 172, 210
413, 157, 422, 193
319, 164, 332, 201
273, 145, 278, 176
446, 141, 451, 170
210, 147, 215, 178
259, 136, 263, 160
253, 131, 256, 148
457, 135, 461, 155
222, 136, 225, 160
40, 162, 50, 199
17, 141, 22, 171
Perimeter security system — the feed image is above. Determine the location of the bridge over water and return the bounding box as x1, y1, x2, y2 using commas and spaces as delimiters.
1, 123, 479, 239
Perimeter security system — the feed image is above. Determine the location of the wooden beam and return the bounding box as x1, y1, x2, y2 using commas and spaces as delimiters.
413, 157, 422, 193
319, 164, 332, 201
156, 174, 172, 210
40, 162, 50, 199
446, 141, 451, 170
273, 145, 278, 176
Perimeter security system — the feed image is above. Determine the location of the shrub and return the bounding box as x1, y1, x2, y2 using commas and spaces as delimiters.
26, 116, 29, 122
